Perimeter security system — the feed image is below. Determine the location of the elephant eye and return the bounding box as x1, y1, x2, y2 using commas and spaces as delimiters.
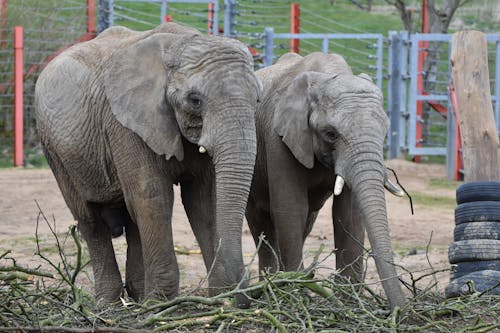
324, 129, 339, 142
187, 93, 202, 109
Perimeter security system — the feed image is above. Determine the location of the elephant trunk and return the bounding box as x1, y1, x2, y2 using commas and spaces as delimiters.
209, 109, 257, 307
346, 143, 406, 309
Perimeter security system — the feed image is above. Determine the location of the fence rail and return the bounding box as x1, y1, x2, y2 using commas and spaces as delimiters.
262, 28, 384, 88
2, 0, 500, 180
403, 33, 500, 178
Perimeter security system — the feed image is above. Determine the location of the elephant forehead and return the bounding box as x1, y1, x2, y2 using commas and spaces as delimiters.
330, 75, 381, 96
180, 38, 252, 68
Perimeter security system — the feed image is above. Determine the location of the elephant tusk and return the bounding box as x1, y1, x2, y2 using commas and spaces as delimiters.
384, 178, 405, 197
334, 175, 345, 196
199, 146, 207, 154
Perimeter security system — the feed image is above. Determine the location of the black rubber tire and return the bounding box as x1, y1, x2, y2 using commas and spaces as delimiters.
456, 181, 500, 204
454, 221, 500, 241
455, 201, 500, 225
445, 270, 500, 297
450, 260, 500, 280
448, 239, 500, 264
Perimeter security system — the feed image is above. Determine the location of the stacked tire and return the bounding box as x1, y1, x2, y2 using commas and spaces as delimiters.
445, 181, 500, 297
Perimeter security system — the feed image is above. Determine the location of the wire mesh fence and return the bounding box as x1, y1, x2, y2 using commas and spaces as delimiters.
101, 0, 218, 34
1, 0, 499, 171
0, 0, 91, 166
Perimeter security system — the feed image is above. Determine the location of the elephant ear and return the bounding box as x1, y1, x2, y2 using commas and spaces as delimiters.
103, 33, 185, 161
273, 72, 317, 169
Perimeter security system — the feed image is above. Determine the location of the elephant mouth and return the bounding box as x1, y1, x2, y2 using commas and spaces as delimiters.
184, 124, 202, 143
332, 170, 404, 198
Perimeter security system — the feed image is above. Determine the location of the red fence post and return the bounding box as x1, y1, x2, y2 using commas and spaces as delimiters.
87, 0, 96, 34
414, 0, 429, 163
449, 85, 464, 180
290, 3, 300, 53
163, 14, 173, 23
13, 26, 23, 167
208, 2, 214, 35
0, 0, 7, 49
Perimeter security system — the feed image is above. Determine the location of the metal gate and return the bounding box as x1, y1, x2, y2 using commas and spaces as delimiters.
387, 32, 500, 178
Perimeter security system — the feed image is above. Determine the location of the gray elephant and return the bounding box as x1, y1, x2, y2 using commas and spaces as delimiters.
34, 23, 261, 306
246, 52, 406, 309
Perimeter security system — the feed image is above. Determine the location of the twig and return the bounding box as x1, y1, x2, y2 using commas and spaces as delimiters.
0, 265, 53, 279
0, 327, 150, 333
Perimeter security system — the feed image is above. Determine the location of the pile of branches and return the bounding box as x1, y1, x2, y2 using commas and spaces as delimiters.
1, 215, 499, 332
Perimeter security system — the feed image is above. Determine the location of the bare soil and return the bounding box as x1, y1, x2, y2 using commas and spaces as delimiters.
0, 159, 457, 298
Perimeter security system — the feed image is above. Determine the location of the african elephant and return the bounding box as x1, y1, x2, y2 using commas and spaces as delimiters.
34, 23, 261, 306
246, 52, 406, 309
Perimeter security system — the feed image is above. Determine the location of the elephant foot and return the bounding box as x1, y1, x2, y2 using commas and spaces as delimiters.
234, 292, 251, 309
125, 280, 144, 301
95, 282, 124, 303
208, 272, 251, 309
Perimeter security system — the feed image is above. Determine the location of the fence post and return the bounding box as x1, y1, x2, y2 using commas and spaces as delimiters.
13, 26, 23, 167
161, 0, 167, 24
224, 0, 236, 37
387, 31, 409, 159
211, 1, 219, 36
387, 31, 401, 159
290, 3, 299, 53
495, 40, 500, 131
322, 37, 328, 53
451, 30, 500, 181
0, 0, 7, 49
448, 84, 463, 180
98, 0, 113, 32
208, 2, 214, 35
87, 0, 96, 33
263, 27, 274, 67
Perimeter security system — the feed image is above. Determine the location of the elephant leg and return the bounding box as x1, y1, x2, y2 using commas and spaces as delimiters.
78, 217, 123, 301
332, 186, 366, 282
124, 216, 145, 301
245, 203, 279, 275
43, 148, 122, 301
110, 130, 179, 300
304, 211, 319, 240
98, 202, 144, 299
180, 178, 216, 275
267, 149, 309, 271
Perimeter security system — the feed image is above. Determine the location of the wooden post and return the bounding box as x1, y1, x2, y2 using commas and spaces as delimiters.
451, 30, 500, 181
13, 26, 23, 167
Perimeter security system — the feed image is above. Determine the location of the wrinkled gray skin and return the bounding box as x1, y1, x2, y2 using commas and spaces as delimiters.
246, 52, 406, 309
35, 23, 260, 306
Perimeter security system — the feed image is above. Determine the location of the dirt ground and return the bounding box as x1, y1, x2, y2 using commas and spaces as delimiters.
0, 159, 457, 298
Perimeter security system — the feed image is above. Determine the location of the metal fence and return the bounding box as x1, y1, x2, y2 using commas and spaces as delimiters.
0, 0, 92, 166
2, 0, 500, 178
98, 0, 219, 34
261, 28, 384, 88
387, 32, 500, 179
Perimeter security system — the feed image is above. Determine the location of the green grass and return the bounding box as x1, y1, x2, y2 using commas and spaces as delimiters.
411, 191, 456, 209
429, 177, 462, 190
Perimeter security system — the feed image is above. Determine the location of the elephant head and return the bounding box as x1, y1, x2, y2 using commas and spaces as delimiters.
102, 32, 261, 302
273, 71, 405, 309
